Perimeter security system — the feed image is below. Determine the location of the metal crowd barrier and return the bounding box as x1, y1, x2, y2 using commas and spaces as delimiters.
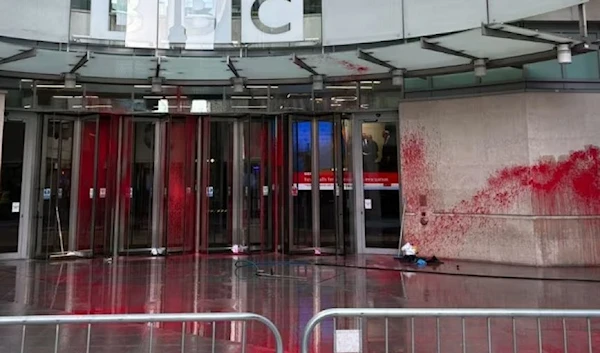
0, 312, 283, 353
301, 308, 600, 353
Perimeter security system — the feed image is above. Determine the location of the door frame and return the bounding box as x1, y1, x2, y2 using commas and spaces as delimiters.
198, 116, 241, 252
352, 110, 403, 255
161, 114, 198, 255
0, 112, 39, 260
287, 113, 347, 255
239, 115, 278, 253
34, 114, 78, 258
117, 117, 164, 255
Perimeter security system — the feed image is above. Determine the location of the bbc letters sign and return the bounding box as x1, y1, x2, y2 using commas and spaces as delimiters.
90, 0, 303, 48
242, 0, 304, 43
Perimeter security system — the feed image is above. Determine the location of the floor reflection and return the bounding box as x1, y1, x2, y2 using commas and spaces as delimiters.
0, 255, 598, 352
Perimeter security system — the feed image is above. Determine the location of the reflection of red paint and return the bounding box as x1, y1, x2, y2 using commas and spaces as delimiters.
401, 131, 600, 253
167, 122, 186, 247
338, 60, 369, 74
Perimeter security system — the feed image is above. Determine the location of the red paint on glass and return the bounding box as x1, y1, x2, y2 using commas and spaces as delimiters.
77, 117, 113, 251
338, 60, 369, 74
167, 122, 186, 247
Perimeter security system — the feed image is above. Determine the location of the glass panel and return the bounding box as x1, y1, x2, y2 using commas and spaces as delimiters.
123, 121, 155, 250
208, 120, 233, 248
76, 116, 119, 254
0, 121, 25, 253
39, 119, 74, 256
71, 0, 91, 10
361, 121, 401, 249
432, 72, 476, 89
481, 67, 523, 84
525, 59, 563, 80
565, 52, 600, 80
291, 119, 313, 248
341, 118, 354, 253
109, 0, 128, 32
318, 120, 336, 248
404, 77, 430, 92
243, 118, 273, 251
77, 119, 97, 252
165, 117, 197, 252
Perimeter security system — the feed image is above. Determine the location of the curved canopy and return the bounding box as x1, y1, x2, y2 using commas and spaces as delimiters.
0, 24, 590, 86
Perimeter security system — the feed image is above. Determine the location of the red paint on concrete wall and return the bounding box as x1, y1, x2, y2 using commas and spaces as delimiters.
401, 131, 600, 253
400, 132, 431, 212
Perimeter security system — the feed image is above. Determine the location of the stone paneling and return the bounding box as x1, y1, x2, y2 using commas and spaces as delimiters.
399, 92, 600, 266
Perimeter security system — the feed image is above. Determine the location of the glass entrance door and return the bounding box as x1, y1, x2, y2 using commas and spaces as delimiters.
355, 114, 402, 251
241, 116, 276, 252
120, 119, 158, 253
162, 116, 197, 254
199, 118, 235, 251
290, 117, 313, 250
289, 115, 351, 254
76, 115, 120, 256
36, 117, 75, 258
0, 121, 26, 254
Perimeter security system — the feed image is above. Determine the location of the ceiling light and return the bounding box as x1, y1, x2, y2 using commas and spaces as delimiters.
247, 85, 279, 89
557, 44, 572, 64
231, 105, 268, 109
231, 96, 270, 100
37, 84, 82, 89
326, 85, 373, 90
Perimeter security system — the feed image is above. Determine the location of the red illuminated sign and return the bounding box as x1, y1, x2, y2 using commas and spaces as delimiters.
293, 172, 399, 190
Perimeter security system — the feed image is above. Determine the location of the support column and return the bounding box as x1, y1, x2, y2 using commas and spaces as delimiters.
0, 91, 6, 173
578, 3, 588, 38
231, 120, 243, 247
311, 118, 320, 249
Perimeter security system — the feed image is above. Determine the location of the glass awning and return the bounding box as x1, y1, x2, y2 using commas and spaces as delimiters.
0, 24, 590, 85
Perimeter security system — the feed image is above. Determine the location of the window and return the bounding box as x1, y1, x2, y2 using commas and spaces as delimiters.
232, 0, 321, 16
109, 0, 128, 32
304, 0, 321, 14
71, 0, 91, 11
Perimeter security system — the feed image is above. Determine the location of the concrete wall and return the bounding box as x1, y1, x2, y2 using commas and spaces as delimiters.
399, 92, 600, 266
0, 0, 70, 42
527, 0, 600, 21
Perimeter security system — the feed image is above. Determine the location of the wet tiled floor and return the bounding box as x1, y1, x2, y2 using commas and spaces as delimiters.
0, 254, 599, 353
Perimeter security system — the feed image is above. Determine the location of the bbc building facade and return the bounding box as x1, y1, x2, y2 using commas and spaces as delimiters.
0, 0, 599, 266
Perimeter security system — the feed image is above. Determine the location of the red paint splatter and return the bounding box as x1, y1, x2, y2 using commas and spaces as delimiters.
400, 133, 431, 211
338, 60, 369, 75
401, 132, 600, 254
